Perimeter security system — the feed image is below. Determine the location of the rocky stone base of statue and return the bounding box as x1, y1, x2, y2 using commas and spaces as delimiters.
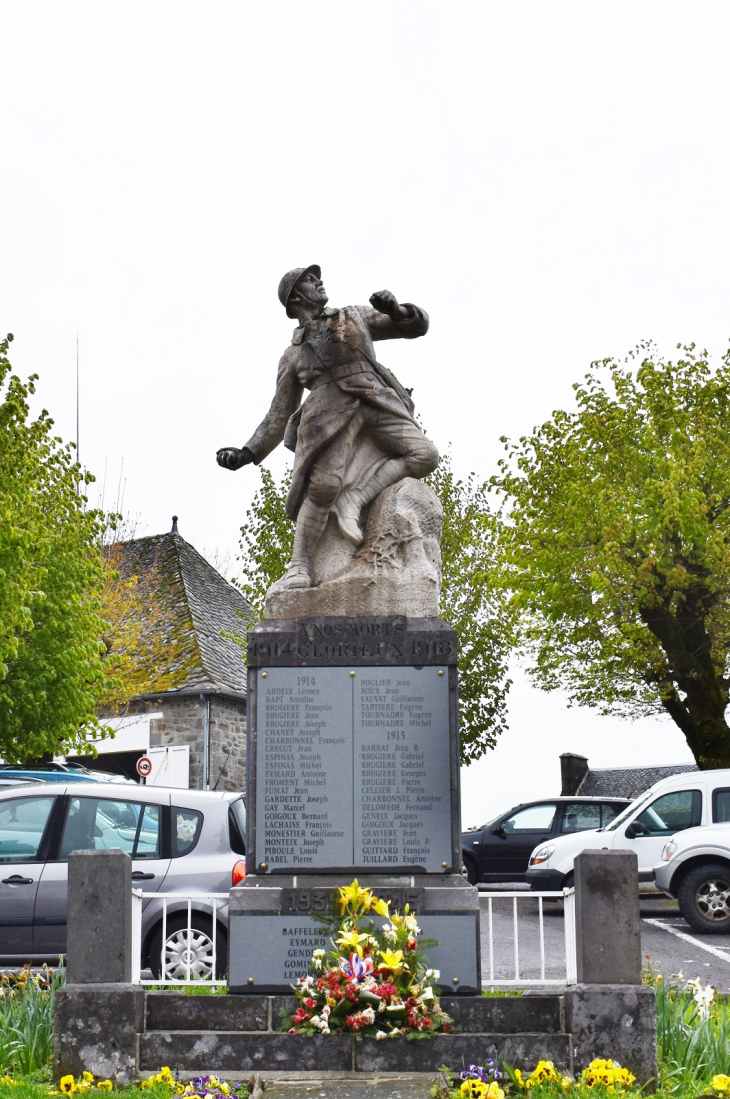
264, 477, 442, 619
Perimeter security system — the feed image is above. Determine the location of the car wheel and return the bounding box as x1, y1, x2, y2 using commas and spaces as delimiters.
148, 913, 227, 980
678, 862, 730, 934
462, 856, 478, 885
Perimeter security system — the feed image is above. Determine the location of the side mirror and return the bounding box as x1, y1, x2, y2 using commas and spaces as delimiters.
493, 824, 506, 838
625, 820, 643, 839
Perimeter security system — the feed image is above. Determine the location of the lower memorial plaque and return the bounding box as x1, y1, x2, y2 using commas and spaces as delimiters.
228, 914, 479, 991
252, 665, 452, 873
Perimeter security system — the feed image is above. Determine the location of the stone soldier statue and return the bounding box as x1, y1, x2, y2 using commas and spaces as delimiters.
217, 266, 439, 590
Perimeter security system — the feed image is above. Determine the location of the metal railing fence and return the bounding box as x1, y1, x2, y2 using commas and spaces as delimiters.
131, 890, 228, 987
481, 888, 576, 987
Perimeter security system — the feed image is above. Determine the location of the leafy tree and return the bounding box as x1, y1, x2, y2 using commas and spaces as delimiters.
494, 343, 730, 769
236, 467, 294, 619
235, 457, 512, 762
0, 333, 110, 762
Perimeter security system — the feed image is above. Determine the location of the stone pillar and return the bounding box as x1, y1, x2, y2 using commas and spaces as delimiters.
53, 850, 143, 1084
567, 850, 657, 1088
574, 849, 641, 984
66, 850, 133, 983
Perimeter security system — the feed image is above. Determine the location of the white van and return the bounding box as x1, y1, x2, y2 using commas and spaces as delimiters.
525, 767, 730, 891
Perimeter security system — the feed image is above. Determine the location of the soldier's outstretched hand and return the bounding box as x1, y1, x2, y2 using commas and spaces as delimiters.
216, 446, 253, 471
369, 289, 400, 315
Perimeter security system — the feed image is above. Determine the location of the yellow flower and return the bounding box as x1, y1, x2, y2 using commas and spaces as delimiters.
513, 1069, 524, 1089
378, 949, 406, 973
82, 1073, 94, 1084
157, 1068, 174, 1084
460, 1082, 488, 1099
219, 1086, 229, 1096
337, 880, 373, 913
561, 1078, 571, 1090
712, 1077, 730, 1093
371, 896, 390, 918
486, 1085, 504, 1099
335, 928, 371, 952
97, 1083, 113, 1092
60, 1076, 77, 1095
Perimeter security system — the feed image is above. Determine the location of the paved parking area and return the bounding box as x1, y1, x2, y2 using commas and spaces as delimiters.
479, 889, 730, 989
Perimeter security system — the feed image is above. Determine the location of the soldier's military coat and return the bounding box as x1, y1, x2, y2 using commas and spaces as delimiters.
244, 303, 429, 519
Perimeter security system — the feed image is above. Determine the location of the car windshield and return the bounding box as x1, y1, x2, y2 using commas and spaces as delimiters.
603, 789, 656, 831
477, 811, 505, 831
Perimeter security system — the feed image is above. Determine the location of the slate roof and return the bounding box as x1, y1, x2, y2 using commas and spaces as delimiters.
112, 530, 254, 698
578, 763, 699, 800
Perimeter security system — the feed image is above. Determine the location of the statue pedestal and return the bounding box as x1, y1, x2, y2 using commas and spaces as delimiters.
265, 478, 443, 619
228, 615, 480, 994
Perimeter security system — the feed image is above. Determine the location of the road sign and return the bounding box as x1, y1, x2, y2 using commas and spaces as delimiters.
136, 756, 153, 778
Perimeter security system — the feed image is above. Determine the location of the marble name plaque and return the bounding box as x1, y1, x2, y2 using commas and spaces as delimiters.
253, 665, 452, 873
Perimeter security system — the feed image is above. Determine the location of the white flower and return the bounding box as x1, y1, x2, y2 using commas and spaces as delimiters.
361, 1007, 376, 1025
311, 1015, 320, 1027
388, 1029, 400, 1038
321, 1005, 331, 1019
425, 968, 440, 981
375, 1030, 387, 1040
313, 948, 325, 956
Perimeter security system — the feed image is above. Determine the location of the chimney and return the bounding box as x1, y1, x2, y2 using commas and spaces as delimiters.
560, 752, 589, 795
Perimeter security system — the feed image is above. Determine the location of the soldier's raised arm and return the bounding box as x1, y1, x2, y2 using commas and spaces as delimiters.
365, 289, 429, 342
216, 349, 303, 471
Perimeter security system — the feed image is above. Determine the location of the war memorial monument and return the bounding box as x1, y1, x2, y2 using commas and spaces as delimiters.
218, 266, 480, 993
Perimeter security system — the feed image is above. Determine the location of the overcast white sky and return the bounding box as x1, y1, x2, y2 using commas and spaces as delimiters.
4, 1, 728, 822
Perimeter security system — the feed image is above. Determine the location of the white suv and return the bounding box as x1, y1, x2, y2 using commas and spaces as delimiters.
653, 819, 730, 932
525, 768, 730, 891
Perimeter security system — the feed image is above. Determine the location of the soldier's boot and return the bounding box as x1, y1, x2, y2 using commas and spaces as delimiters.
282, 498, 331, 588
334, 458, 411, 545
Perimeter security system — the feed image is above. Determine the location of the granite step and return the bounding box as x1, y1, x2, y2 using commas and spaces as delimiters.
144, 993, 564, 1036
138, 1030, 572, 1074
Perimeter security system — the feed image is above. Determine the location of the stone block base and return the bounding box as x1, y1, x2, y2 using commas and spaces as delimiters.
566, 985, 657, 1087
53, 984, 144, 1085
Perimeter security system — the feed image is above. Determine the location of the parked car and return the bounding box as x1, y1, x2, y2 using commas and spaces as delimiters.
653, 818, 730, 933
526, 768, 730, 891
0, 763, 135, 785
0, 781, 246, 978
461, 796, 629, 884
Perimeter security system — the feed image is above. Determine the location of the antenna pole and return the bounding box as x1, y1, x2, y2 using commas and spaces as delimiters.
76, 333, 80, 467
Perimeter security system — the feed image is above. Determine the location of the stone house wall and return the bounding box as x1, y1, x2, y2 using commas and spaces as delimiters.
101, 692, 246, 793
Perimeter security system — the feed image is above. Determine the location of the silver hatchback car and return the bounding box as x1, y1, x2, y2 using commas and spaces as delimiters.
0, 781, 246, 978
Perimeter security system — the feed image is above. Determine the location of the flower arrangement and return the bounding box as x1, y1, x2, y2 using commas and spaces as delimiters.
287, 879, 451, 1038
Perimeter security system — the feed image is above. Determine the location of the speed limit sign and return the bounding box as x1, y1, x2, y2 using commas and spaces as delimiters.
136, 756, 153, 778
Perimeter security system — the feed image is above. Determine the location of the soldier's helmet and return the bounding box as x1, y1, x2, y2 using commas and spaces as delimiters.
278, 265, 321, 319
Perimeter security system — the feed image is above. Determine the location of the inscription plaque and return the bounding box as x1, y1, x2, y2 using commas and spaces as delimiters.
228, 914, 479, 992
254, 665, 452, 873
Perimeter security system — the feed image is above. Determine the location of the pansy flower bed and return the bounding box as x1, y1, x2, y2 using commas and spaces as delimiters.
287, 879, 451, 1038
